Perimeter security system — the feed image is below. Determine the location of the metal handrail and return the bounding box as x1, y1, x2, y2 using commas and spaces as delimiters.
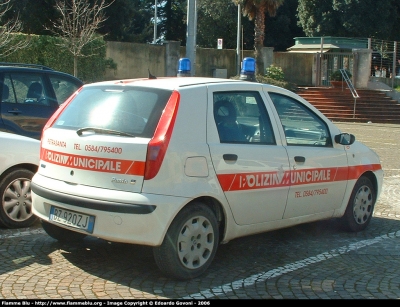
339, 69, 359, 118
339, 69, 359, 98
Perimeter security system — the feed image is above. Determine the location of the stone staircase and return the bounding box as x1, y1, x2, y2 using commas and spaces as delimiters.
296, 86, 400, 124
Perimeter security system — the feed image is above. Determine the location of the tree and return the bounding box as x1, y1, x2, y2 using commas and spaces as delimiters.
196, 0, 253, 50
264, 0, 304, 51
157, 0, 187, 44
297, 0, 398, 40
233, 0, 284, 74
47, 0, 115, 76
4, 0, 58, 35
5, 0, 155, 43
0, 0, 30, 57
196, 0, 302, 52
99, 0, 154, 43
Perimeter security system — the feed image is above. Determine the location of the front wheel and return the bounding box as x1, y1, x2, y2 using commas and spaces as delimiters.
153, 202, 219, 280
340, 176, 376, 232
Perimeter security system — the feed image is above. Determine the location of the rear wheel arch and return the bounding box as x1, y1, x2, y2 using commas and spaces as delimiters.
170, 196, 227, 243
158, 196, 227, 246
194, 196, 226, 242
0, 164, 38, 183
152, 196, 226, 280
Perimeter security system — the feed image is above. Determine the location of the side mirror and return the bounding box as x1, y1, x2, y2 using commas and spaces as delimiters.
334, 133, 355, 145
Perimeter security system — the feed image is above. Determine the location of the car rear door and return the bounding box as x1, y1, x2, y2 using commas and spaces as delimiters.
207, 83, 290, 226
0, 72, 58, 139
46, 72, 83, 105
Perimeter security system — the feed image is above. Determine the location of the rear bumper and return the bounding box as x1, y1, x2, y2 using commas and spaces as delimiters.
31, 175, 188, 246
32, 181, 156, 215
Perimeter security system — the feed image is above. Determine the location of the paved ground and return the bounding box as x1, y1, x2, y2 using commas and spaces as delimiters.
0, 121, 400, 300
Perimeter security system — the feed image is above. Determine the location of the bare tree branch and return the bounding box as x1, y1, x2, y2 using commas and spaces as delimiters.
0, 0, 30, 58
47, 0, 115, 76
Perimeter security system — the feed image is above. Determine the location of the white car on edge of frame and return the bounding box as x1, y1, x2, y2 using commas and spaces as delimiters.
31, 58, 383, 280
0, 132, 39, 228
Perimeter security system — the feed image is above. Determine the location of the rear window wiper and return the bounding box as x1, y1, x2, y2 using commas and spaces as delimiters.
76, 127, 136, 137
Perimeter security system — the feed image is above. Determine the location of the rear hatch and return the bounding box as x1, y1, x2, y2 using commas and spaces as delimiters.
38, 84, 172, 193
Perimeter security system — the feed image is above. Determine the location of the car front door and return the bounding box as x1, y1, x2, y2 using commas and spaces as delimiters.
266, 91, 349, 219
207, 83, 290, 225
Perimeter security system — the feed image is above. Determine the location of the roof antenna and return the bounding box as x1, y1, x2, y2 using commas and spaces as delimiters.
148, 69, 157, 79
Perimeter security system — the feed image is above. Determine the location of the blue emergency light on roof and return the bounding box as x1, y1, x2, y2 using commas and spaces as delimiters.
177, 58, 191, 77
239, 57, 256, 81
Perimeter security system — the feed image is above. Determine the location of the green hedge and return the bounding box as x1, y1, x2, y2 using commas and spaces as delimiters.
1, 34, 116, 83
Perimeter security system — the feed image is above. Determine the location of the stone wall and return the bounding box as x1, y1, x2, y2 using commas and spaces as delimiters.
104, 41, 373, 88
104, 41, 297, 82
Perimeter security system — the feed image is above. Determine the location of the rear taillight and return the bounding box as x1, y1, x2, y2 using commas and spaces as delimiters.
144, 91, 180, 180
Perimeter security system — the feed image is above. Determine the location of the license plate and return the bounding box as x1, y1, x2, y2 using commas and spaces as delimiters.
49, 206, 95, 233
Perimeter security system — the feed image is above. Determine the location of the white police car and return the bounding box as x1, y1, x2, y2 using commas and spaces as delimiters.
0, 132, 39, 228
31, 58, 383, 280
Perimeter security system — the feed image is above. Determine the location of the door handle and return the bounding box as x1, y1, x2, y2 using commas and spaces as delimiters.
8, 109, 22, 115
294, 156, 305, 163
223, 154, 238, 162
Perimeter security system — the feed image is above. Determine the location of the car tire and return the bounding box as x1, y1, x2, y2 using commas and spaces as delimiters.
340, 176, 376, 232
0, 168, 38, 228
41, 220, 87, 242
153, 202, 219, 280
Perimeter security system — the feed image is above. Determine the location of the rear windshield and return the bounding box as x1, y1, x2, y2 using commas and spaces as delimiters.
53, 85, 172, 138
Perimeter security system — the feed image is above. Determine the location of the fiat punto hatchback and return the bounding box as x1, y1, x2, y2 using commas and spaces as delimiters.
31, 70, 383, 280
